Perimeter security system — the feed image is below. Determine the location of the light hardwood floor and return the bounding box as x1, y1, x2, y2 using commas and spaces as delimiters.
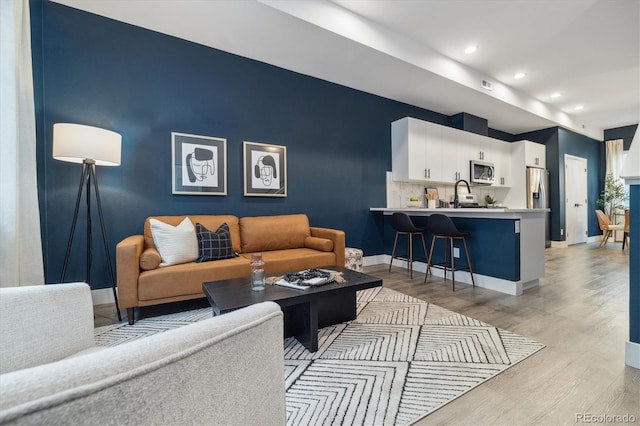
94, 242, 639, 425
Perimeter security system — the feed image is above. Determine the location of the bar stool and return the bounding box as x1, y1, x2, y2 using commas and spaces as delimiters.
389, 212, 428, 279
424, 214, 476, 291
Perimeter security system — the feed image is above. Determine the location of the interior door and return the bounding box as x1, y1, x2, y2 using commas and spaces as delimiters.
565, 155, 588, 245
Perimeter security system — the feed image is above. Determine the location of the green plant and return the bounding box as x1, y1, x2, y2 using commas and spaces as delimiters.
485, 195, 496, 205
596, 173, 628, 219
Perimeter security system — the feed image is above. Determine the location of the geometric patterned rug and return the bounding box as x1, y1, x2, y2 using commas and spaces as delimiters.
95, 287, 544, 425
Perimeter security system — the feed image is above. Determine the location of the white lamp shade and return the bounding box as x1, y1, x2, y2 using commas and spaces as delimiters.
53, 123, 122, 166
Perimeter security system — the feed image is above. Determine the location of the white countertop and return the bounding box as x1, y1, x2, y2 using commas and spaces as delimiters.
370, 207, 549, 219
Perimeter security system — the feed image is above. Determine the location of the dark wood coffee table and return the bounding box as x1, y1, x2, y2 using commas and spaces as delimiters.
202, 266, 382, 352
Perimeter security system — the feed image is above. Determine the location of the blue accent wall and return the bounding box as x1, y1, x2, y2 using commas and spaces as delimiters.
449, 113, 488, 137
557, 128, 603, 238
630, 184, 639, 344
31, 1, 456, 288
29, 1, 608, 292
517, 127, 602, 240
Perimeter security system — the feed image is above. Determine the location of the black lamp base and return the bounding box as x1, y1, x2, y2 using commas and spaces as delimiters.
59, 160, 121, 322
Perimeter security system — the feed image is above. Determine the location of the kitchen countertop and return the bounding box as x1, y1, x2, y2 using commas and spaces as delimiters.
370, 207, 549, 219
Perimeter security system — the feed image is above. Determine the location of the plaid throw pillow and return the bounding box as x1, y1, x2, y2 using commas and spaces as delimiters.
195, 222, 235, 262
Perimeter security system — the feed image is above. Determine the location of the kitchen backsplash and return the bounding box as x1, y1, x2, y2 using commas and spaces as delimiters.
385, 172, 508, 208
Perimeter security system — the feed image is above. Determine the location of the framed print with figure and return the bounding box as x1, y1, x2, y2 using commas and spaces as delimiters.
172, 132, 227, 195
243, 141, 287, 197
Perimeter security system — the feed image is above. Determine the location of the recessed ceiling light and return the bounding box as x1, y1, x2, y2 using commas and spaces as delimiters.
464, 45, 477, 54
514, 72, 526, 79
574, 105, 584, 111
550, 92, 561, 98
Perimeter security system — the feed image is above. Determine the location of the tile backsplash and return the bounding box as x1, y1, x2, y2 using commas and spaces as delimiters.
385, 172, 507, 208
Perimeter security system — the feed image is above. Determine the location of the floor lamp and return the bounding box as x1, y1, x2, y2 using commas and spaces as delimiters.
53, 123, 122, 321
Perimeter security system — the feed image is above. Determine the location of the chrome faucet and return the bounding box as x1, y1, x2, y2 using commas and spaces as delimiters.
454, 179, 471, 208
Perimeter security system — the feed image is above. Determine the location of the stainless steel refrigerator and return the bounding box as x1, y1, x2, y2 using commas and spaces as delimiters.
526, 167, 551, 247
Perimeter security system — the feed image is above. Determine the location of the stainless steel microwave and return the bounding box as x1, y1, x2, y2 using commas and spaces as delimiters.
470, 160, 495, 185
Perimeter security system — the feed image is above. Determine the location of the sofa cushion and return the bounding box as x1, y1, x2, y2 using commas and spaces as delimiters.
240, 214, 311, 253
196, 223, 235, 262
150, 218, 198, 266
304, 236, 334, 252
138, 257, 251, 301
240, 248, 336, 276
145, 215, 241, 254
139, 248, 161, 270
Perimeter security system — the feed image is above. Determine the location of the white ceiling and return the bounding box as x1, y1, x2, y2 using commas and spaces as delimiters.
52, 0, 640, 140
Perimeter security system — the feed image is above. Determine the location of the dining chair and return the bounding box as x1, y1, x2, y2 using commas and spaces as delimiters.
595, 210, 624, 247
622, 209, 630, 251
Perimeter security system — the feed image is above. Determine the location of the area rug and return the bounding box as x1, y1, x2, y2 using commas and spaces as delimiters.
95, 287, 544, 425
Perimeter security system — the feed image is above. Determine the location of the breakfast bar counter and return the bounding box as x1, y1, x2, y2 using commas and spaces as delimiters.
370, 207, 547, 218
370, 207, 549, 295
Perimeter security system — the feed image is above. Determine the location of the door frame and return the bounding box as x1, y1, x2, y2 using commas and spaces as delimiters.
564, 154, 588, 245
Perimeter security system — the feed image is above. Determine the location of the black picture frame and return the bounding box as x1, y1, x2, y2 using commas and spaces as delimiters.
172, 132, 227, 195
243, 141, 287, 197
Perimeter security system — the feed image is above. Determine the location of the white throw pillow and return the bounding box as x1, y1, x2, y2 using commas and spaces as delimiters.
150, 217, 198, 266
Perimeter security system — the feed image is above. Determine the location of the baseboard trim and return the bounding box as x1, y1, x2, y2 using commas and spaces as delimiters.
364, 255, 536, 296
363, 254, 386, 267
626, 341, 640, 369
551, 241, 568, 248
551, 237, 616, 247
91, 254, 537, 305
91, 288, 116, 306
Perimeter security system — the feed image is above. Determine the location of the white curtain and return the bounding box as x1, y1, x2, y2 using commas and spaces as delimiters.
605, 139, 624, 180
0, 0, 45, 286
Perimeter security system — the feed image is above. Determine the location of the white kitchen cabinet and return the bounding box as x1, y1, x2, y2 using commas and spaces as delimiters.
493, 141, 512, 187
450, 128, 473, 182
525, 140, 546, 168
424, 121, 444, 181
470, 133, 494, 162
391, 117, 427, 181
392, 117, 450, 183
392, 117, 514, 186
503, 140, 546, 208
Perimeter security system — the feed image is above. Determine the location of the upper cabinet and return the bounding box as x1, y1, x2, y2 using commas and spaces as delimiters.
391, 117, 427, 181
391, 117, 448, 182
502, 140, 547, 209
493, 141, 512, 187
524, 140, 546, 168
391, 117, 510, 186
424, 121, 445, 181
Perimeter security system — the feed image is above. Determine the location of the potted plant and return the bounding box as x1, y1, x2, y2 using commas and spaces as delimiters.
485, 195, 496, 207
597, 173, 628, 220
407, 196, 422, 208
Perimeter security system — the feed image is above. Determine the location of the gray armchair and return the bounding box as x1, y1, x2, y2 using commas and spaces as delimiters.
0, 283, 286, 425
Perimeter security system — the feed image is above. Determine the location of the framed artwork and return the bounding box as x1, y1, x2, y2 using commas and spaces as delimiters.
243, 141, 287, 197
172, 132, 227, 195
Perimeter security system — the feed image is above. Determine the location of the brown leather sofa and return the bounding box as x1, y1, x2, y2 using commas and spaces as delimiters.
117, 214, 345, 324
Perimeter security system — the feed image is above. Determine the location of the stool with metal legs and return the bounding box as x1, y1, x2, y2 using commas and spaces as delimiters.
424, 214, 476, 291
389, 212, 428, 279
